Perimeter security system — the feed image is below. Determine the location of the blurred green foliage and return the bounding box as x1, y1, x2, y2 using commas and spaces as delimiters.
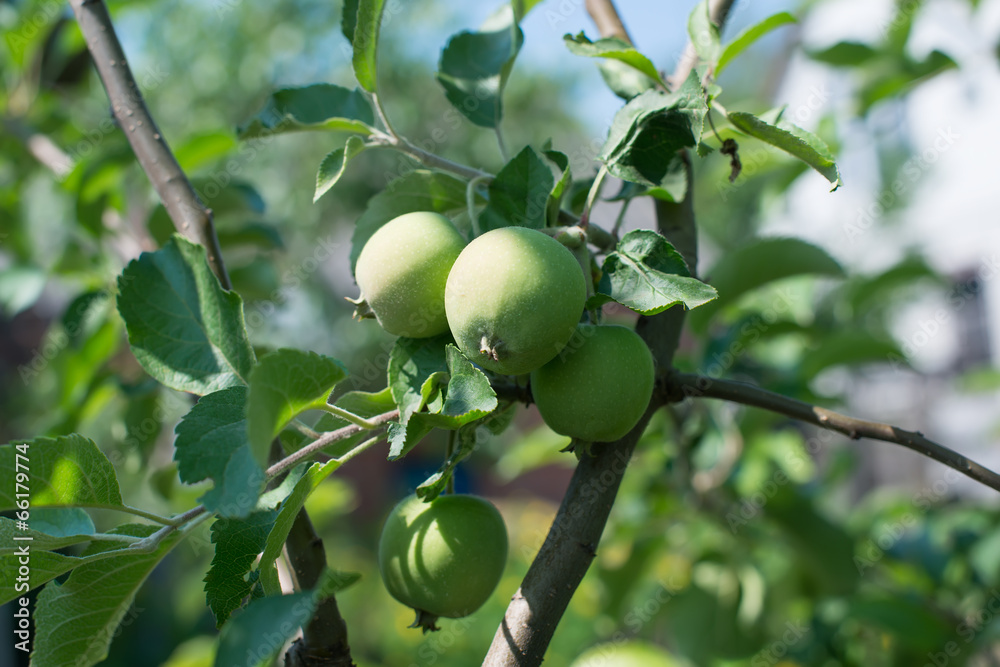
2, 0, 1000, 665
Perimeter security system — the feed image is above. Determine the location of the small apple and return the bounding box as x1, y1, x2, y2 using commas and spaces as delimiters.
530, 324, 654, 442
445, 226, 586, 375
377, 493, 508, 630
353, 212, 466, 338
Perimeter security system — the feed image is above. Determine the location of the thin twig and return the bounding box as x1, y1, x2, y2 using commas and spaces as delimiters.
580, 163, 608, 228
371, 92, 400, 141
495, 125, 510, 162
467, 174, 489, 237
130, 505, 207, 552
368, 129, 493, 181
265, 409, 400, 480
67, 0, 230, 288
671, 373, 1000, 493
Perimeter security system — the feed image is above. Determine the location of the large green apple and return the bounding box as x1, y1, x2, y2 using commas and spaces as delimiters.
445, 226, 586, 375
353, 211, 466, 338
530, 324, 654, 442
570, 640, 685, 667
377, 494, 508, 628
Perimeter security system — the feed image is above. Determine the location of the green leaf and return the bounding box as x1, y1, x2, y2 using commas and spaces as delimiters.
173, 386, 264, 518
215, 222, 285, 251
214, 592, 317, 667
61, 290, 112, 348
237, 84, 375, 139
342, 0, 359, 43
388, 334, 451, 424
314, 135, 368, 202
717, 12, 797, 75
688, 237, 845, 332
23, 508, 95, 540
436, 6, 524, 128
727, 111, 841, 187
173, 131, 239, 172
0, 514, 146, 604
387, 344, 497, 460
350, 170, 468, 273
597, 59, 659, 101
204, 510, 277, 627
808, 41, 881, 67
563, 32, 666, 88
599, 74, 707, 199
0, 435, 123, 511
593, 230, 718, 315
479, 145, 555, 232
844, 597, 953, 653
246, 349, 348, 468
352, 0, 388, 92
0, 266, 47, 316
687, 0, 721, 66
543, 149, 572, 226
799, 330, 904, 379
255, 459, 343, 596
32, 524, 184, 667
117, 235, 255, 395
419, 345, 499, 428
416, 423, 479, 501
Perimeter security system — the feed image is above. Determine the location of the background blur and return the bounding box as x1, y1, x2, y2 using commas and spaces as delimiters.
2, 0, 1000, 665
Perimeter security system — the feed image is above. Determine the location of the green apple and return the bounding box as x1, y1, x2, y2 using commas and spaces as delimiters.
570, 640, 684, 667
445, 226, 586, 375
353, 211, 466, 338
377, 494, 508, 629
530, 324, 654, 442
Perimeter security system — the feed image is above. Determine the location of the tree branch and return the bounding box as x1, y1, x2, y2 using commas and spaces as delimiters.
584, 0, 633, 43
284, 510, 355, 667
482, 1, 739, 664
670, 373, 1000, 493
670, 0, 738, 89
482, 401, 661, 666
67, 0, 230, 288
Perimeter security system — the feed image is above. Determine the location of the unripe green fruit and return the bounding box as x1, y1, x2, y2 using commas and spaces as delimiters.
570, 640, 683, 667
530, 324, 654, 442
377, 494, 508, 625
354, 212, 466, 338
445, 226, 586, 375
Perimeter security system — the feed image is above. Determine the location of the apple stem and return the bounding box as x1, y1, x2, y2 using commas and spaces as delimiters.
467, 175, 490, 238
580, 163, 609, 228
445, 431, 457, 494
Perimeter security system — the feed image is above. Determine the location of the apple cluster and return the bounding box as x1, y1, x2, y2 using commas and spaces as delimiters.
353, 211, 655, 444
